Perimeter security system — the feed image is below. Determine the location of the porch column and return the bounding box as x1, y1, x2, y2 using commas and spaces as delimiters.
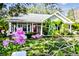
32, 23, 33, 32
17, 23, 18, 28
27, 23, 28, 33
69, 24, 72, 33
30, 24, 31, 32
9, 22, 11, 32
40, 23, 43, 35
37, 24, 38, 33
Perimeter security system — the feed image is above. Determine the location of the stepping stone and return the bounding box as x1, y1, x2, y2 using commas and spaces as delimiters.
11, 51, 26, 56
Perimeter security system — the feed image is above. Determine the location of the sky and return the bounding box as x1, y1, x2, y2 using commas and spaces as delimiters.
59, 3, 79, 10
58, 3, 79, 15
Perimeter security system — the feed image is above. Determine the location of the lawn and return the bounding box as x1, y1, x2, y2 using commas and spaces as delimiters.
0, 37, 79, 56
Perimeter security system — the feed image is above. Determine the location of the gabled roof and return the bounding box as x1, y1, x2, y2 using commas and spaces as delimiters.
54, 11, 74, 24
9, 13, 51, 23
9, 11, 74, 24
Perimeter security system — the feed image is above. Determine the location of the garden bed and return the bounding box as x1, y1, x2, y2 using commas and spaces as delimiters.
0, 37, 79, 56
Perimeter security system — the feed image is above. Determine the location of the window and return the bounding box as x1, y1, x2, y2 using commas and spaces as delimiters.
18, 23, 22, 27
23, 24, 27, 31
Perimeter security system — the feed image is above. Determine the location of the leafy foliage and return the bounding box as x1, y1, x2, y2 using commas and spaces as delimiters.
0, 3, 5, 10
0, 37, 79, 56
72, 23, 79, 31
0, 18, 8, 30
8, 3, 27, 16
27, 3, 62, 14
67, 9, 75, 21
44, 19, 63, 36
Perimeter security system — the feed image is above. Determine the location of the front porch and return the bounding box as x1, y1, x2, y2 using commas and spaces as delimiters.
9, 22, 43, 35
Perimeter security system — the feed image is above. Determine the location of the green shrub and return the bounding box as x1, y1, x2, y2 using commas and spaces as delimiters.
25, 32, 37, 38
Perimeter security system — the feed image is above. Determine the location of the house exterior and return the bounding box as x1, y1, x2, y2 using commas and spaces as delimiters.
8, 11, 74, 35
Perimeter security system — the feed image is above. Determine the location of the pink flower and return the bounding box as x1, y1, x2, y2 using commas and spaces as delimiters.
3, 27, 27, 47
3, 40, 9, 48
16, 28, 25, 34
13, 28, 26, 45
32, 35, 36, 39
15, 36, 25, 45
31, 34, 42, 39
35, 34, 41, 38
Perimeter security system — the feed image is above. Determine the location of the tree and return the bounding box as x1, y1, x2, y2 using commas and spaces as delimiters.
44, 3, 63, 14
8, 3, 28, 16
0, 3, 6, 10
0, 18, 8, 30
0, 3, 8, 30
0, 3, 7, 18
27, 3, 63, 14
67, 9, 75, 21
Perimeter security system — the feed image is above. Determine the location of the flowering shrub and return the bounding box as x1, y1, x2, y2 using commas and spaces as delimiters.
14, 36, 26, 45
3, 40, 9, 48
3, 27, 27, 47
31, 34, 42, 39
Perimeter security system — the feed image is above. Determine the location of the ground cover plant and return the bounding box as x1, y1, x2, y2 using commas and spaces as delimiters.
0, 36, 79, 56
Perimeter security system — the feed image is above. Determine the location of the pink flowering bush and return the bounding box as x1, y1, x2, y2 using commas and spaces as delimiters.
3, 40, 9, 48
3, 27, 27, 47
14, 35, 26, 45
31, 34, 42, 39
13, 28, 26, 45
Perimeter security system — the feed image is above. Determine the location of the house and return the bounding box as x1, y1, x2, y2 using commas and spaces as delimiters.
8, 11, 74, 35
